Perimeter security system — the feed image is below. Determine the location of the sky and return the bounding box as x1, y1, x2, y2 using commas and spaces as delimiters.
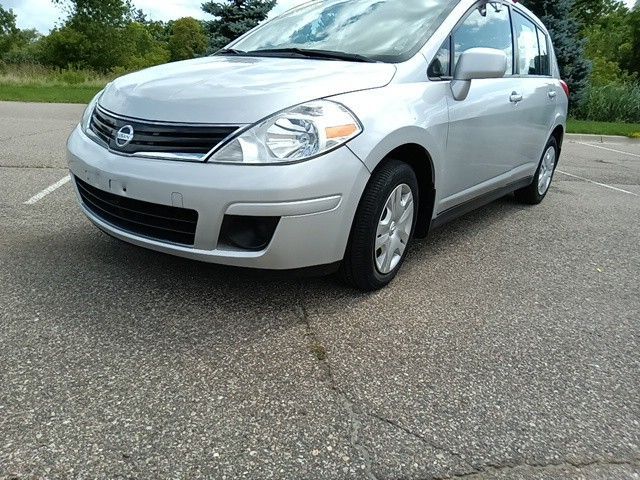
2, 0, 308, 32
2, 0, 637, 34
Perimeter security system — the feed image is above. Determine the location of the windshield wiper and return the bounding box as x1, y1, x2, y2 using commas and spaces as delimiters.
246, 48, 378, 63
215, 48, 247, 56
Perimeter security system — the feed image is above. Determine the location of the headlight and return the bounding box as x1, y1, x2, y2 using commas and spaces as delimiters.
208, 100, 362, 164
81, 90, 103, 134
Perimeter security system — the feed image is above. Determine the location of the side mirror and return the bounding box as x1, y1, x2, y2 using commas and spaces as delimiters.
451, 48, 508, 101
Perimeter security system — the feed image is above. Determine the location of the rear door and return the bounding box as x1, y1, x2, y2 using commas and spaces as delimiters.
440, 1, 524, 211
511, 10, 557, 174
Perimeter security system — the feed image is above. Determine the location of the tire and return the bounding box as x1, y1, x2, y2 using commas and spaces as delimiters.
340, 159, 419, 291
515, 137, 559, 205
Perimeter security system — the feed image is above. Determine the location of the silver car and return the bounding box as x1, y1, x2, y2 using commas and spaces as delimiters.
68, 0, 568, 291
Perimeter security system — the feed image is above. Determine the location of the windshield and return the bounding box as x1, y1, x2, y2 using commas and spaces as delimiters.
230, 0, 461, 63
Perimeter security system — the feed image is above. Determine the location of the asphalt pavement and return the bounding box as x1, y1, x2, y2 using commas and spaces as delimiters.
1, 101, 639, 479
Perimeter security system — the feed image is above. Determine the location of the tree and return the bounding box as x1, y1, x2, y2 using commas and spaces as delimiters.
168, 17, 208, 61
1, 6, 42, 63
52, 0, 134, 29
202, 0, 276, 52
121, 22, 170, 71
628, 8, 640, 73
43, 0, 135, 71
583, 7, 634, 85
40, 0, 171, 72
0, 6, 19, 53
573, 0, 626, 25
522, 0, 592, 106
0, 6, 18, 36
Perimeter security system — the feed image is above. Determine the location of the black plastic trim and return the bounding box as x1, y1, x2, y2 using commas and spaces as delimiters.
430, 176, 533, 229
75, 176, 198, 246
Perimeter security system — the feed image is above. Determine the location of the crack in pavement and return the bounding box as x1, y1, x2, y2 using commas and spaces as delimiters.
364, 410, 467, 463
295, 284, 640, 480
441, 458, 640, 479
297, 282, 378, 480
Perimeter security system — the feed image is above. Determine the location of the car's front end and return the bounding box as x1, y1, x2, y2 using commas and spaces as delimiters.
66, 52, 400, 269
67, 105, 370, 270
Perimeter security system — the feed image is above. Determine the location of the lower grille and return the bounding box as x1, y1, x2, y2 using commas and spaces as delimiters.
75, 176, 198, 246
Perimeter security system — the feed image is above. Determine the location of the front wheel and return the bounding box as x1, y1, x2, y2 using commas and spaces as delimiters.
515, 137, 559, 205
341, 160, 419, 291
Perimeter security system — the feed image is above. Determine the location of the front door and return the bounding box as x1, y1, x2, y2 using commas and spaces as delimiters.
438, 1, 523, 212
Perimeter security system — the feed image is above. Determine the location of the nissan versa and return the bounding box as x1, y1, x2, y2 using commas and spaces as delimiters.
68, 0, 568, 291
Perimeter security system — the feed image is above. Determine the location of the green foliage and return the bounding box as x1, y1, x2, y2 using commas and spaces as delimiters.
573, 83, 640, 122
1, 6, 40, 63
168, 18, 208, 62
573, 0, 627, 25
522, 0, 592, 106
583, 8, 635, 85
202, 0, 276, 52
0, 5, 19, 39
121, 22, 170, 71
628, 9, 640, 74
36, 0, 171, 73
52, 0, 134, 29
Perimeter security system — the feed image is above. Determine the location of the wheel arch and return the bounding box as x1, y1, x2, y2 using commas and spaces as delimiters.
551, 124, 564, 150
368, 143, 436, 239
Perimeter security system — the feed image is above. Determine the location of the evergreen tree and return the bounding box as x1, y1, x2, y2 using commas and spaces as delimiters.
522, 0, 592, 106
202, 0, 276, 52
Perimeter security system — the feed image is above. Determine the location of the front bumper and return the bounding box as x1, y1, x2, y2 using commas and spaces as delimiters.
67, 126, 371, 270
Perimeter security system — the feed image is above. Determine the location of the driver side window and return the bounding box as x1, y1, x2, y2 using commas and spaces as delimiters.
453, 2, 513, 74
429, 2, 514, 80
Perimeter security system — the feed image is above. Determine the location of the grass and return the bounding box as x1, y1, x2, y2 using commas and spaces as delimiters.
567, 119, 640, 138
0, 63, 111, 104
0, 84, 105, 103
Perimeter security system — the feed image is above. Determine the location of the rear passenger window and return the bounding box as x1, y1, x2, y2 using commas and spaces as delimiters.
513, 11, 550, 76
536, 28, 551, 76
453, 2, 513, 75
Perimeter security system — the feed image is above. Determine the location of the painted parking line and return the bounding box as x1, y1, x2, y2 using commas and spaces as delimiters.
556, 170, 638, 197
24, 175, 71, 205
574, 141, 640, 159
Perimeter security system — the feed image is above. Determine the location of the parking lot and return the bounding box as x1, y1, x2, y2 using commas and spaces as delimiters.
1, 101, 638, 479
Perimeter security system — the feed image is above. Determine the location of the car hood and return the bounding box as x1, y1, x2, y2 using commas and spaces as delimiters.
99, 56, 397, 125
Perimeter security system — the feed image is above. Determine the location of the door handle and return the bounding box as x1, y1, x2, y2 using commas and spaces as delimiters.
548, 91, 557, 99
510, 92, 523, 103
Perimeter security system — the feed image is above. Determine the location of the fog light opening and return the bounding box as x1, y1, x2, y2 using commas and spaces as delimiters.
219, 215, 280, 252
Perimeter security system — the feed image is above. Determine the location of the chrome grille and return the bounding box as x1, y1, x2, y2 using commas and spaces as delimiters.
89, 107, 239, 160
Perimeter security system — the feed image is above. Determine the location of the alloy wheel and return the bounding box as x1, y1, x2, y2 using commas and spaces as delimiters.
538, 146, 557, 195
375, 184, 414, 274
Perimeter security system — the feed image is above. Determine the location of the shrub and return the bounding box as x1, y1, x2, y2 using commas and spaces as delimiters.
574, 82, 640, 123
59, 69, 87, 84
